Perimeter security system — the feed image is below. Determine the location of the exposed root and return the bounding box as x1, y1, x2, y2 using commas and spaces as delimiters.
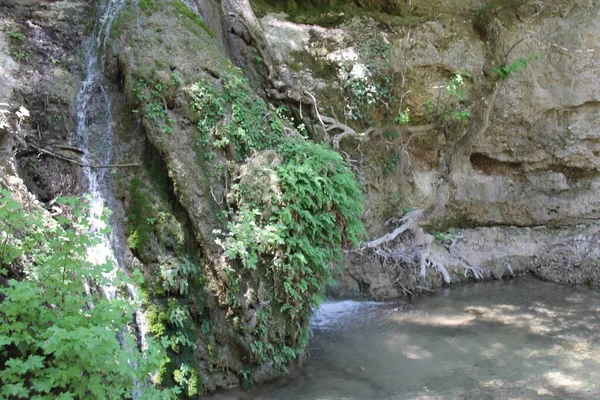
320, 113, 437, 150
352, 209, 453, 296
506, 263, 514, 276
351, 208, 493, 297
447, 233, 484, 280
304, 91, 326, 132
420, 250, 451, 284
361, 209, 423, 249
320, 115, 376, 150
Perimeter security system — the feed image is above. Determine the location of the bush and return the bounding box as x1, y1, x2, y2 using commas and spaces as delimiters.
216, 138, 364, 365
0, 190, 173, 399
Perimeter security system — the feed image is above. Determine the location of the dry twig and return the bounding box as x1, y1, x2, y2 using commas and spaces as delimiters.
30, 143, 140, 169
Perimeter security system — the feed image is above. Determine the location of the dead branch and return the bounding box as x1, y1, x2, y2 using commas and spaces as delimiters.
393, 276, 414, 297
29, 143, 140, 169
361, 209, 424, 249
51, 144, 85, 154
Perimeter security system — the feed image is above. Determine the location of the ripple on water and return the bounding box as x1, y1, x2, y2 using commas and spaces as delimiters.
312, 300, 385, 331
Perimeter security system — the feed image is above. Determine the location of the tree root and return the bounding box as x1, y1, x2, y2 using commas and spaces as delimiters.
420, 250, 451, 284
320, 115, 376, 150
352, 210, 490, 297
353, 209, 454, 296
361, 209, 423, 249
447, 233, 484, 280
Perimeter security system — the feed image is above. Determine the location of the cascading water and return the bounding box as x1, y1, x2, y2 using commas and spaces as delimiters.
182, 0, 200, 13
74, 0, 148, 351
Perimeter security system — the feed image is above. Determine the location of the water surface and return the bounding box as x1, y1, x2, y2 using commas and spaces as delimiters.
209, 278, 600, 399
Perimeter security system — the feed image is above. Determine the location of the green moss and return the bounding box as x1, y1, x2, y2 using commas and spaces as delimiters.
288, 50, 337, 80
126, 171, 187, 263
127, 177, 153, 256
109, 6, 135, 40
137, 0, 215, 38
168, 0, 216, 38
156, 212, 185, 250
139, 0, 162, 15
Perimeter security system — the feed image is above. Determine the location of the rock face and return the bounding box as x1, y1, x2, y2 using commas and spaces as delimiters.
258, 0, 600, 298
451, 3, 600, 228
0, 0, 88, 200
106, 0, 363, 394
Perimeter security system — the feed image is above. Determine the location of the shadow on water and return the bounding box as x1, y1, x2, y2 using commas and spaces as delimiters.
207, 277, 600, 399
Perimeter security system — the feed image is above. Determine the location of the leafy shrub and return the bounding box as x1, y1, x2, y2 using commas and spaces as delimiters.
189, 71, 282, 161
216, 138, 364, 365
0, 190, 173, 399
492, 55, 539, 79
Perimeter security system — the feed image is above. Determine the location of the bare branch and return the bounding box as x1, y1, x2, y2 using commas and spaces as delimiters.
29, 144, 140, 169
51, 144, 85, 155
361, 209, 424, 249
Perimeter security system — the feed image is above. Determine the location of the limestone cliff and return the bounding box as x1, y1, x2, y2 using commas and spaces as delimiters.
254, 0, 600, 298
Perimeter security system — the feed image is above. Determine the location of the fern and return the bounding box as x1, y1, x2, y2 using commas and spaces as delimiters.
215, 138, 364, 366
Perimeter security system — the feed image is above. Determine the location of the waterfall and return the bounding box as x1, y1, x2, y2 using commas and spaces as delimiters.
75, 0, 149, 351
182, 0, 200, 13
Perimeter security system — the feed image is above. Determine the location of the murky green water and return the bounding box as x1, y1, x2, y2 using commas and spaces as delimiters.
209, 277, 600, 399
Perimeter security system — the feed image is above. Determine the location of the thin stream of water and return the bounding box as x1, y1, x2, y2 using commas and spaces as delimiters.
74, 2, 151, 396
75, 0, 149, 351
75, 0, 122, 297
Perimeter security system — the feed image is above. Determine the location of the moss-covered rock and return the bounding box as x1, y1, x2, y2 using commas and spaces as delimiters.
107, 0, 364, 395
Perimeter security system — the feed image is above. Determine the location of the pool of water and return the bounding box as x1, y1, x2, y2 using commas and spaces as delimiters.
208, 277, 600, 399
